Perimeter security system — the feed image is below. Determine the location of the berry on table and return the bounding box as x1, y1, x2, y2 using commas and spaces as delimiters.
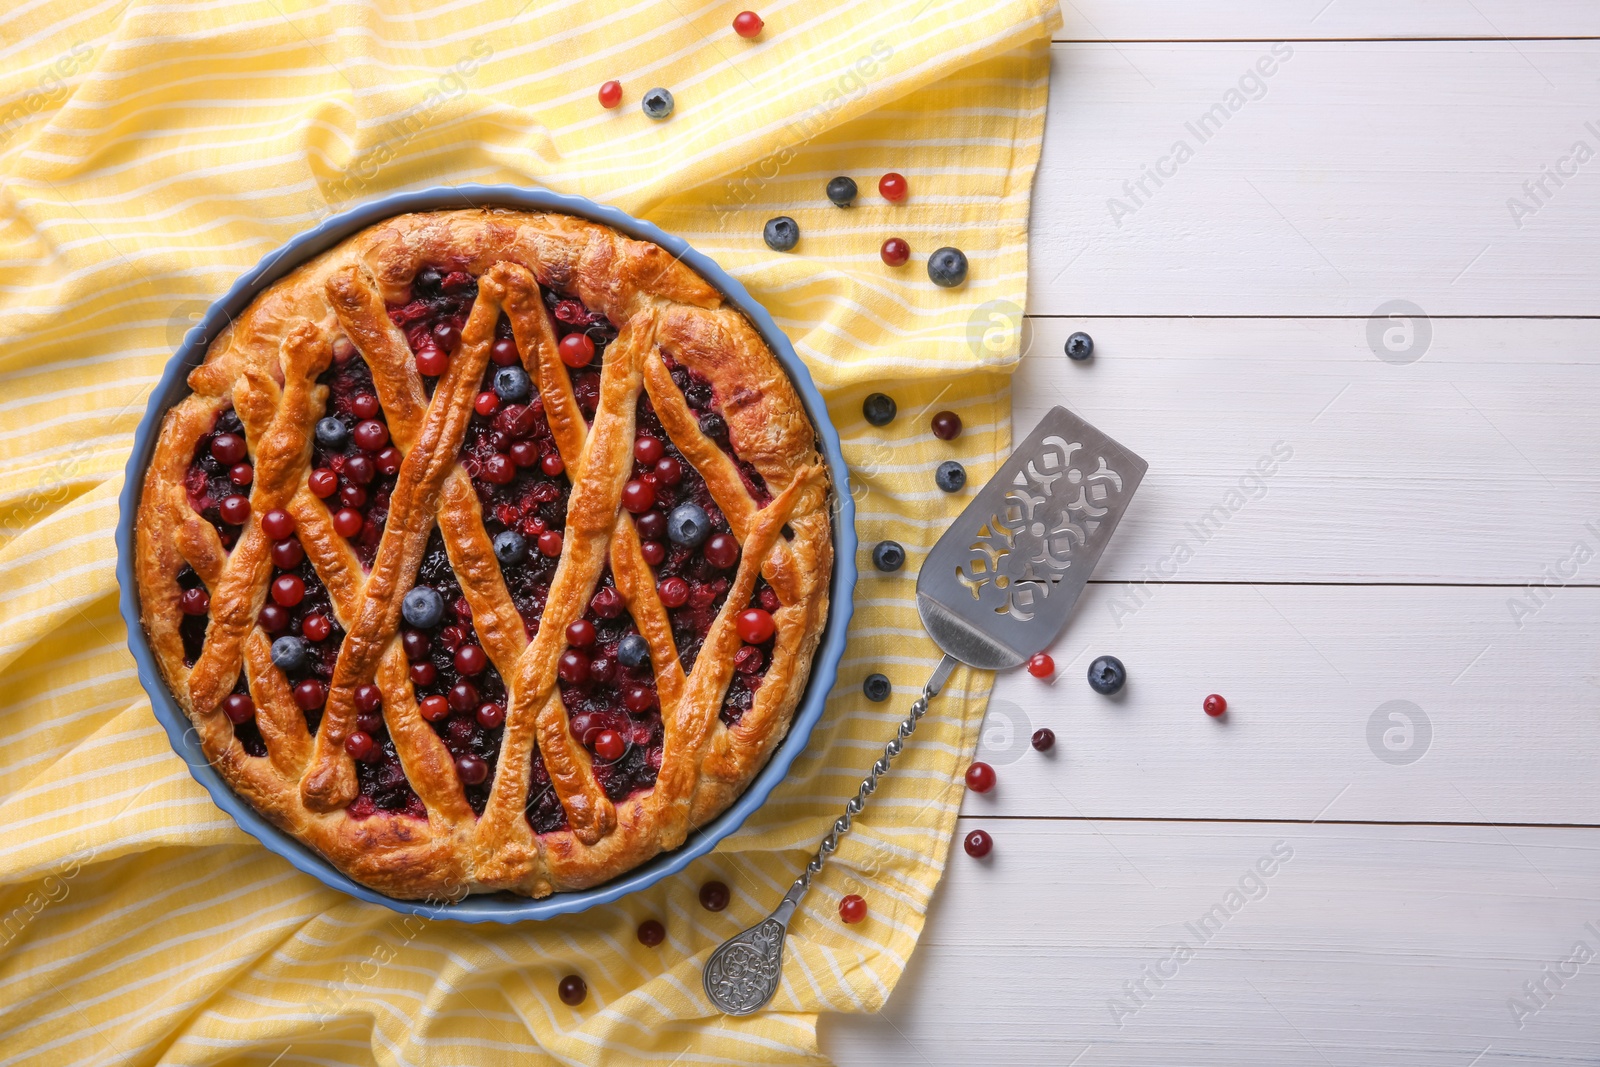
935, 460, 966, 493
964, 761, 995, 793
1032, 728, 1055, 752
930, 410, 962, 440
880, 237, 909, 266
1065, 331, 1094, 360
598, 80, 622, 108
642, 87, 674, 119
699, 880, 730, 911
1027, 652, 1054, 678
1087, 654, 1126, 695
637, 919, 666, 946
871, 540, 905, 572
862, 673, 891, 702
558, 974, 587, 1006
963, 829, 993, 858
839, 894, 867, 924
879, 172, 908, 201
763, 216, 799, 252
826, 176, 858, 207
927, 247, 968, 288
1204, 693, 1228, 717
732, 10, 763, 37
862, 392, 896, 426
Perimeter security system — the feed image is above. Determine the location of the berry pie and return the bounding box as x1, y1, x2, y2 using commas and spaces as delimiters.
136, 209, 833, 899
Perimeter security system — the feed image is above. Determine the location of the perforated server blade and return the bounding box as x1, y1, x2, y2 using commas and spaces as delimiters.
705, 406, 1147, 1015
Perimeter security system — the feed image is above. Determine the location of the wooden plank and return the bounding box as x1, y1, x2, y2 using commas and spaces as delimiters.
1058, 2, 1600, 41
944, 581, 1600, 825
1006, 317, 1600, 583
1028, 42, 1600, 316
823, 821, 1600, 1065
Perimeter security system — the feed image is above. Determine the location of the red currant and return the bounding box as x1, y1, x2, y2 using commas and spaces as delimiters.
416, 347, 449, 377
540, 452, 564, 477
482, 453, 515, 486
352, 393, 380, 419
507, 440, 537, 468
420, 695, 450, 722
339, 484, 367, 509
641, 540, 665, 565
476, 701, 505, 729
558, 974, 587, 1006
965, 761, 996, 793
637, 919, 665, 947
431, 322, 460, 351
270, 539, 302, 569
261, 508, 295, 540
879, 172, 908, 202
558, 333, 594, 368
447, 682, 477, 713
623, 684, 657, 713
475, 391, 500, 417
219, 495, 250, 525
657, 577, 689, 608
229, 463, 253, 486
592, 729, 626, 761
621, 479, 655, 513
1032, 728, 1055, 752
839, 894, 867, 924
344, 731, 375, 761
456, 754, 489, 786
355, 684, 382, 712
654, 456, 683, 485
736, 608, 775, 644
1204, 694, 1228, 717
538, 529, 563, 557
634, 435, 664, 465
732, 10, 763, 37
301, 612, 332, 642
344, 454, 374, 485
333, 508, 364, 537
309, 469, 338, 498
410, 661, 437, 687
491, 337, 519, 366
558, 649, 589, 686
375, 447, 403, 475
454, 644, 487, 675
210, 432, 247, 465
222, 693, 254, 724
704, 533, 739, 569
293, 679, 326, 711
699, 880, 730, 911
566, 619, 596, 648
259, 603, 288, 633
1027, 652, 1054, 678
963, 829, 993, 858
931, 410, 962, 440
354, 419, 388, 452
590, 586, 623, 618
271, 574, 305, 607
880, 237, 910, 266
179, 586, 210, 616
598, 80, 622, 109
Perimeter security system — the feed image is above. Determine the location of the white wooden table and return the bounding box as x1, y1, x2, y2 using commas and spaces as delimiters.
826, 4, 1600, 1063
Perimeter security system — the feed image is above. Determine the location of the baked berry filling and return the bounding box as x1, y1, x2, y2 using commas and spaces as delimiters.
220, 674, 268, 756
558, 567, 665, 804
545, 288, 616, 422
184, 407, 252, 548
260, 536, 341, 736
722, 580, 779, 726
388, 266, 477, 395
176, 564, 209, 667
308, 351, 399, 568
405, 529, 506, 814
667, 360, 771, 506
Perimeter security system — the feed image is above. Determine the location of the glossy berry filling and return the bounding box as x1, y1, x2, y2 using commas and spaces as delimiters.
176, 564, 210, 666
184, 407, 250, 548
387, 267, 478, 395
227, 674, 266, 757
261, 546, 343, 736
665, 359, 771, 506
310, 352, 398, 567
557, 567, 664, 804
544, 287, 616, 423
721, 580, 777, 727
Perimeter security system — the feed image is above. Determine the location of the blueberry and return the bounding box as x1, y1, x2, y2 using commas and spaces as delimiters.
402, 586, 445, 629
862, 392, 896, 427
1087, 654, 1126, 695
667, 503, 711, 548
927, 246, 968, 288
699, 412, 727, 440
642, 87, 675, 120
494, 365, 531, 403
826, 176, 858, 207
315, 417, 348, 449
863, 673, 891, 702
416, 267, 442, 291
270, 636, 309, 674
763, 216, 799, 253
1065, 331, 1094, 361
617, 634, 650, 669
493, 530, 527, 566
935, 460, 966, 493
871, 540, 905, 572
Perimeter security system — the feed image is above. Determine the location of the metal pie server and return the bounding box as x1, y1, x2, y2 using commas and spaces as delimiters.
703, 405, 1148, 1015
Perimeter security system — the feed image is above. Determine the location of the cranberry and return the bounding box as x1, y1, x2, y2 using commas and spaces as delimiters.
210, 432, 246, 465
566, 619, 596, 648
637, 919, 665, 947
344, 454, 374, 485
1204, 694, 1228, 717
454, 644, 488, 675
538, 530, 563, 557
965, 761, 995, 793
734, 646, 764, 675
222, 693, 254, 724
491, 337, 520, 365
475, 391, 500, 417
963, 829, 993, 858
592, 729, 626, 761
179, 586, 210, 616
635, 511, 666, 540
736, 608, 774, 644
476, 702, 506, 729
496, 403, 536, 437
270, 574, 304, 607
259, 603, 289, 633
1032, 728, 1055, 751
641, 540, 665, 565
293, 679, 326, 710
759, 588, 780, 612
352, 393, 380, 419
839, 894, 867, 924
931, 410, 962, 440
597, 79, 624, 108
699, 880, 730, 911
621, 479, 655, 513
332, 336, 355, 362
591, 587, 624, 618
376, 446, 403, 475
345, 731, 376, 761
558, 649, 589, 685
558, 333, 594, 368
879, 172, 908, 201
416, 347, 449, 377
438, 625, 465, 652
229, 463, 253, 486
333, 509, 363, 537
508, 440, 538, 468
302, 612, 332, 642
402, 630, 430, 660
634, 436, 664, 465
880, 237, 910, 266
356, 711, 383, 735
260, 509, 294, 539
658, 577, 689, 608
420, 695, 450, 722
339, 484, 367, 509
704, 533, 739, 569
558, 974, 587, 1007
732, 10, 763, 36
654, 456, 683, 485
540, 452, 564, 477
623, 684, 658, 713
456, 754, 489, 785
271, 539, 303, 569
353, 420, 388, 452
219, 495, 250, 525
309, 469, 338, 498
355, 684, 382, 712
1027, 652, 1054, 678
482, 454, 515, 485
431, 321, 460, 351
447, 681, 478, 712
410, 661, 437, 687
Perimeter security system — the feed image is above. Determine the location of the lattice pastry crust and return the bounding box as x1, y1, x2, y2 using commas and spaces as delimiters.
136, 209, 832, 899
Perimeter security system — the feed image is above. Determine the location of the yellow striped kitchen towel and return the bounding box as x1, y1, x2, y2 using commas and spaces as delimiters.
0, 1, 1059, 1063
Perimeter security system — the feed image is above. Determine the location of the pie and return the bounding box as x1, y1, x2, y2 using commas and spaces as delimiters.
135, 208, 833, 900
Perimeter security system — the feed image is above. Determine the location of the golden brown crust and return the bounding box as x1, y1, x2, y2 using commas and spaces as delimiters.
135, 209, 832, 900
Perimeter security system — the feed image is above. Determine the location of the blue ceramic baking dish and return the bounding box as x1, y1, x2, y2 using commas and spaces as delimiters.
114, 184, 857, 922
